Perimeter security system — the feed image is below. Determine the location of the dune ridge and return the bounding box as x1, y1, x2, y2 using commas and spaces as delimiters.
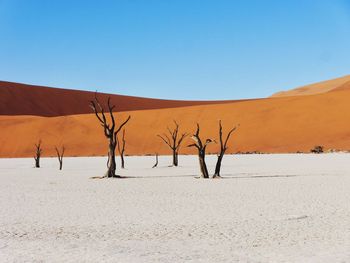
271, 75, 350, 97
0, 81, 239, 117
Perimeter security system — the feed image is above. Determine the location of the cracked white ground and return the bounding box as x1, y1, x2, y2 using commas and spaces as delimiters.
1, 154, 350, 262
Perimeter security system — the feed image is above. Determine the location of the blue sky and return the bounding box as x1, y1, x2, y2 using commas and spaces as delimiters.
0, 0, 350, 100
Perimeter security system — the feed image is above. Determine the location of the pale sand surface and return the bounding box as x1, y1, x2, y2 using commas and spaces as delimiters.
1, 154, 350, 262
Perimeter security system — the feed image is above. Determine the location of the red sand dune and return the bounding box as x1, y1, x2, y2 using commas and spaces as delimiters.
1, 85, 350, 157
271, 75, 350, 97
0, 81, 239, 117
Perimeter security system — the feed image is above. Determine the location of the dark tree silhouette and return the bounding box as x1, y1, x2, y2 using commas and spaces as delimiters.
152, 153, 159, 168
90, 94, 130, 178
34, 140, 42, 168
188, 124, 213, 178
157, 121, 187, 166
117, 129, 126, 169
311, 145, 324, 154
55, 146, 65, 170
213, 121, 238, 178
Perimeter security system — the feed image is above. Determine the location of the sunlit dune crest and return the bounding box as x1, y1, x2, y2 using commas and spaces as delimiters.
271, 75, 350, 97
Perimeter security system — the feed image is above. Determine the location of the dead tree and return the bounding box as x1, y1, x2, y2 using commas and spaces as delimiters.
34, 140, 42, 168
188, 124, 213, 178
157, 121, 187, 166
311, 145, 324, 154
152, 153, 159, 168
55, 146, 65, 170
117, 129, 126, 169
90, 94, 131, 178
213, 121, 238, 178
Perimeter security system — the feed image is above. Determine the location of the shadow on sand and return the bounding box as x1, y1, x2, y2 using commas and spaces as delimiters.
100, 174, 301, 179
91, 172, 329, 180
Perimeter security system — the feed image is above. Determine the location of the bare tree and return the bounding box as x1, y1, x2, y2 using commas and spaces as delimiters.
152, 153, 159, 168
55, 146, 65, 170
213, 121, 238, 178
188, 124, 213, 178
117, 129, 126, 169
34, 140, 42, 168
311, 145, 324, 154
90, 94, 131, 178
157, 121, 187, 166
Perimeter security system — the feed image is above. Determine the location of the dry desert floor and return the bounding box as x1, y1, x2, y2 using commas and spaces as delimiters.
1, 154, 350, 262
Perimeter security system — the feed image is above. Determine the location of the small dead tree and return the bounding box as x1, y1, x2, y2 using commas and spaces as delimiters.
34, 140, 42, 168
117, 129, 126, 169
213, 121, 238, 178
55, 146, 65, 170
157, 121, 187, 166
188, 124, 213, 178
152, 153, 159, 168
90, 94, 131, 178
311, 145, 324, 154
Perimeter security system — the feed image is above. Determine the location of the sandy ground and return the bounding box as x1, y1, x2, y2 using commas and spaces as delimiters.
1, 154, 350, 262
3, 85, 350, 158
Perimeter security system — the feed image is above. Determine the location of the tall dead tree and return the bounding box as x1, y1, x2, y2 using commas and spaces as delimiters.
55, 146, 65, 170
213, 121, 238, 178
117, 129, 126, 169
90, 94, 131, 178
188, 124, 213, 178
157, 121, 187, 166
34, 140, 42, 168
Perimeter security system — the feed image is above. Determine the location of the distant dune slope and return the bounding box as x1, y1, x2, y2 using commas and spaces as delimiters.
2, 87, 350, 157
271, 75, 350, 97
0, 81, 237, 117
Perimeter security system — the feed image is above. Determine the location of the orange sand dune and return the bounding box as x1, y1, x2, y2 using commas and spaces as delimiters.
271, 75, 350, 97
1, 87, 350, 157
0, 81, 239, 117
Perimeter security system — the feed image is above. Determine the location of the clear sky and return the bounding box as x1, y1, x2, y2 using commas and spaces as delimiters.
0, 0, 350, 100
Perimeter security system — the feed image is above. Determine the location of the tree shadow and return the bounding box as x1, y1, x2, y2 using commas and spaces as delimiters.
220, 174, 299, 179
90, 173, 316, 180
120, 174, 197, 179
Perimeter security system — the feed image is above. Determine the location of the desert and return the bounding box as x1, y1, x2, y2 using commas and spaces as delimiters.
2, 1, 350, 262
1, 76, 350, 263
1, 154, 350, 262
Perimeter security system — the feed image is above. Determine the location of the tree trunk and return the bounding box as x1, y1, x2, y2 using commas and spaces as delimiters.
35, 158, 40, 168
152, 153, 159, 168
59, 160, 63, 170
199, 152, 209, 178
173, 150, 179, 166
120, 154, 125, 169
213, 153, 224, 178
107, 142, 117, 177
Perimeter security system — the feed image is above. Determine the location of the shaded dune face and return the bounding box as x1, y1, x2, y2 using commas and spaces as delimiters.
0, 81, 240, 117
1, 86, 350, 157
332, 80, 350, 92
271, 75, 350, 97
